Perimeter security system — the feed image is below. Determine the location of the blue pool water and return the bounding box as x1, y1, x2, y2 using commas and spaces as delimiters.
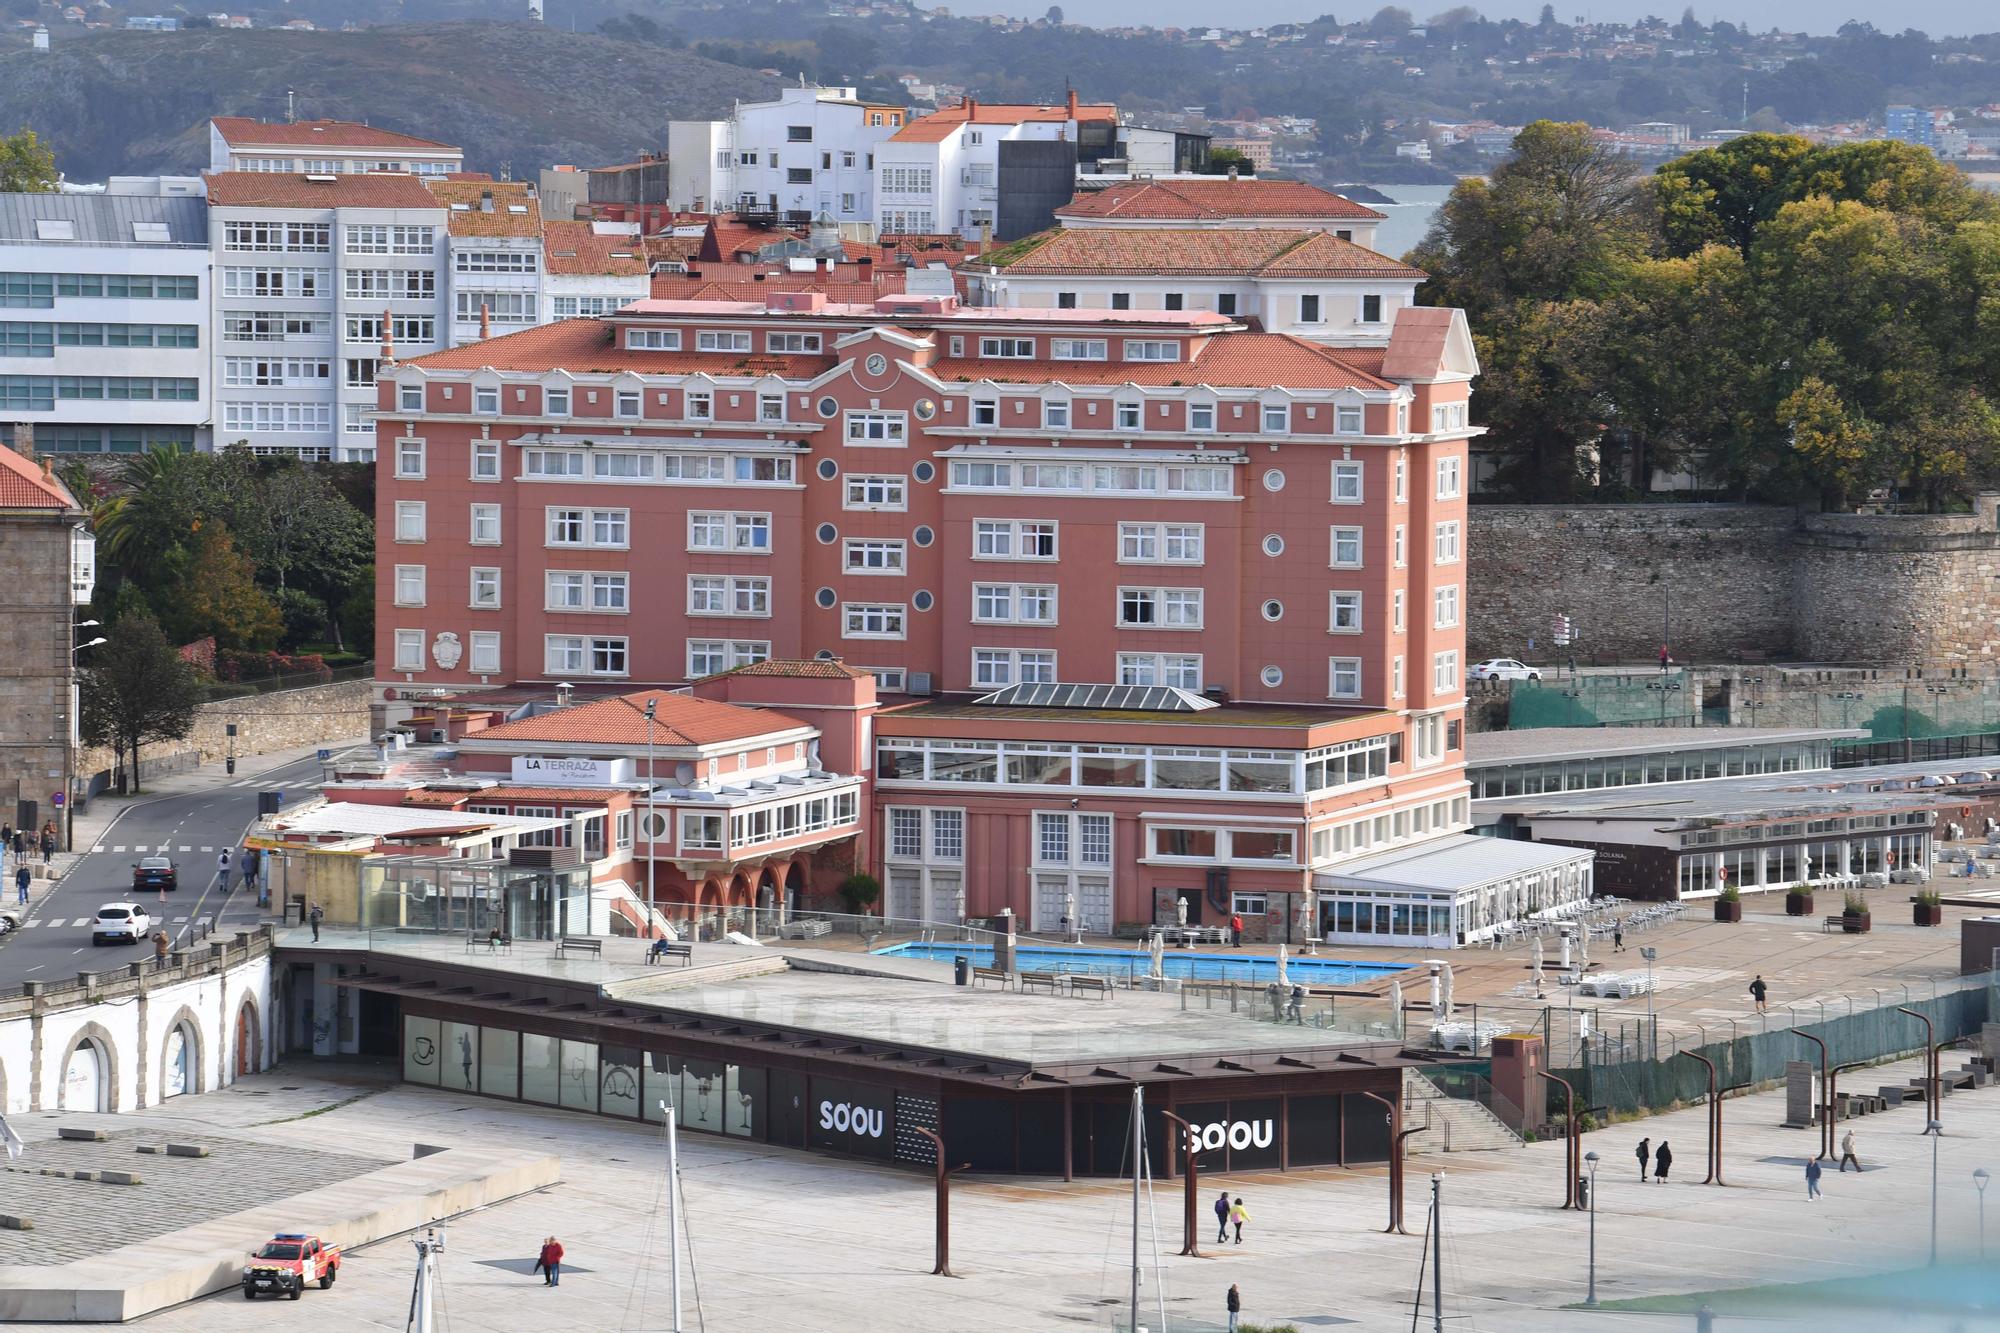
874, 942, 1411, 986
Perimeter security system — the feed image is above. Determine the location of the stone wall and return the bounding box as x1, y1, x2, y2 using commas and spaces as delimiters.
77, 680, 373, 794
1469, 504, 1796, 663
1470, 496, 2000, 668
0, 505, 79, 825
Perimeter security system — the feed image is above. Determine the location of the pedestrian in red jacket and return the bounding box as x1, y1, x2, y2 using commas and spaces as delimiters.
538, 1236, 565, 1286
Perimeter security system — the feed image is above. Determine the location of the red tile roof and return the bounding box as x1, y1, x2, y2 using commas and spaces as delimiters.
647, 267, 919, 304
399, 318, 835, 375
401, 790, 469, 807
1056, 179, 1384, 222
702, 659, 876, 681
932, 334, 1395, 390
541, 220, 650, 276
211, 116, 459, 152
1379, 305, 1462, 380
470, 689, 808, 748
892, 99, 1118, 143
427, 179, 540, 236
206, 171, 442, 210
468, 786, 626, 803
982, 227, 1421, 278
0, 448, 80, 510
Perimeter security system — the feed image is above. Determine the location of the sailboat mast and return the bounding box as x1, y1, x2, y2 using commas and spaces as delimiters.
1131, 1084, 1143, 1333
1430, 1173, 1443, 1333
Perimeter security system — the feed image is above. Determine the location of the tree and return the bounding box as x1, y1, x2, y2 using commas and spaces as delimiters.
1044, 4, 1063, 22
1367, 5, 1415, 36
0, 128, 57, 193
79, 612, 204, 795
169, 525, 282, 650
813, 24, 878, 80
1206, 146, 1257, 176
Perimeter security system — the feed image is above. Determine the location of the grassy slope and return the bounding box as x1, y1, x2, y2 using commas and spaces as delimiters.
0, 22, 780, 180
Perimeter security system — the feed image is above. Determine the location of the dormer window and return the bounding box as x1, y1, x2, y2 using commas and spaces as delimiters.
1123, 339, 1178, 362
697, 330, 752, 353
628, 329, 680, 351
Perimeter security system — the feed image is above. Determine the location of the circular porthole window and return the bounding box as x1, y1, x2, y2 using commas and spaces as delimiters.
814, 649, 836, 660
1262, 599, 1284, 622
816, 457, 839, 480
816, 396, 839, 419
815, 587, 837, 609
816, 523, 838, 545
1263, 469, 1287, 492
913, 525, 935, 548
913, 398, 937, 420
865, 353, 889, 376
1262, 534, 1285, 557
913, 460, 936, 483
1261, 666, 1284, 688
913, 589, 935, 612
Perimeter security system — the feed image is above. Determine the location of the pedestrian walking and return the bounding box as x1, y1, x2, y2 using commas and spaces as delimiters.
1, 823, 13, 855
9, 831, 22, 863
1749, 975, 1768, 1014
308, 902, 324, 942
541, 1236, 564, 1286
37, 825, 53, 864
1226, 1283, 1242, 1332
1653, 1140, 1673, 1182
1659, 644, 1672, 672
217, 847, 231, 888
1839, 1129, 1861, 1173
1613, 922, 1624, 952
1805, 1156, 1823, 1200
1635, 1136, 1651, 1182
1230, 914, 1244, 947
13, 864, 28, 906
1230, 1196, 1249, 1245
1213, 1189, 1231, 1244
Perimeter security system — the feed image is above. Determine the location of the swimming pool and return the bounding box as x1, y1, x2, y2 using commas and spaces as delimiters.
874, 942, 1411, 986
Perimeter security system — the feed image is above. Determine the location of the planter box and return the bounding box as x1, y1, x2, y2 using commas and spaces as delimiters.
1913, 903, 1943, 927
1785, 891, 1814, 917
1842, 912, 1872, 934
1714, 899, 1742, 923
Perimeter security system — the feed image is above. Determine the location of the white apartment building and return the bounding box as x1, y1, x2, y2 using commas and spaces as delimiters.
0, 193, 210, 455
540, 221, 652, 318
873, 95, 1121, 242
431, 179, 543, 348
207, 172, 449, 462
208, 117, 464, 177
668, 86, 908, 224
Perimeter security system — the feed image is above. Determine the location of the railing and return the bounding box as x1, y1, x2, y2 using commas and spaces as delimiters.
204, 661, 373, 701
1415, 1064, 1531, 1136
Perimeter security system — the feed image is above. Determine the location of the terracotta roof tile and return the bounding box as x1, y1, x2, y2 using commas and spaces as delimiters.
1056, 179, 1384, 222
472, 690, 806, 748
400, 318, 834, 375
701, 658, 876, 681
541, 220, 650, 276
427, 180, 541, 236
892, 100, 1118, 143
1379, 306, 1460, 380
982, 227, 1421, 278
206, 171, 442, 210
211, 116, 459, 152
470, 786, 626, 803
934, 334, 1395, 390
0, 448, 80, 509
401, 790, 469, 807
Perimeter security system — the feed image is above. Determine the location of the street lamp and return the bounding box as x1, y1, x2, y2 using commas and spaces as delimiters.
64, 634, 107, 851
1639, 946, 1658, 1053
643, 697, 658, 942
1927, 1119, 1944, 1267
1584, 1150, 1600, 1306
1975, 1167, 1990, 1261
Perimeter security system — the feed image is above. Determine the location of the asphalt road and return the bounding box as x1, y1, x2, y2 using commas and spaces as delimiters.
0, 751, 328, 985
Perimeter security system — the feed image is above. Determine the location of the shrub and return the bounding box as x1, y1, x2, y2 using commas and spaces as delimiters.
1915, 888, 1941, 908
1843, 892, 1868, 916
1719, 883, 1740, 902
837, 872, 880, 914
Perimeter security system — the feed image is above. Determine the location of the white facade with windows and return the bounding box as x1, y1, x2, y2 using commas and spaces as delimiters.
667, 86, 905, 223
0, 193, 210, 454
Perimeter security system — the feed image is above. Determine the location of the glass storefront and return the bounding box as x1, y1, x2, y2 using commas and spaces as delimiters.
360, 857, 592, 939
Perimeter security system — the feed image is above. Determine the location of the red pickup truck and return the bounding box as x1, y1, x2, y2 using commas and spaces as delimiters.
242, 1232, 340, 1300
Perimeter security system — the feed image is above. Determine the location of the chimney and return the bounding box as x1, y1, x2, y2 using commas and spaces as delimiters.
1066, 89, 1078, 119
480, 190, 494, 212
479, 301, 492, 340
1227, 164, 1239, 180
964, 96, 977, 117
978, 218, 993, 254
379, 306, 395, 362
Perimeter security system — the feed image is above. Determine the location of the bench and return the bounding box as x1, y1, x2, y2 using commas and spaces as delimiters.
555, 936, 603, 959
1018, 972, 1060, 995
467, 934, 513, 955
1822, 916, 1851, 933
1067, 975, 1113, 1000
647, 942, 693, 967
971, 966, 1010, 989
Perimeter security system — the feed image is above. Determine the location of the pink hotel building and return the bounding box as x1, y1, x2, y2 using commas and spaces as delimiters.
367, 290, 1588, 947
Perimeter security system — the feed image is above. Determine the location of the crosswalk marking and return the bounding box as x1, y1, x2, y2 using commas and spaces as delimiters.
228, 779, 254, 788
176, 846, 191, 853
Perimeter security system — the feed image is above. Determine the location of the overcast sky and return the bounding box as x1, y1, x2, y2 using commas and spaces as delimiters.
1020, 1, 1997, 37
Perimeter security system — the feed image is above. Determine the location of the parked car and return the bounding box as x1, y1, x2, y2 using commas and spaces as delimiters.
132, 856, 177, 892
91, 902, 150, 946
1468, 658, 1542, 682
242, 1233, 340, 1300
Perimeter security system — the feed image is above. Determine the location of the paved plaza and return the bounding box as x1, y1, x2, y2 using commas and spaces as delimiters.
1, 1037, 1992, 1333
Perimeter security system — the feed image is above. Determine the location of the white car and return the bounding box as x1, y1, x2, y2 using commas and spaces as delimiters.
91, 902, 151, 946
1468, 658, 1542, 682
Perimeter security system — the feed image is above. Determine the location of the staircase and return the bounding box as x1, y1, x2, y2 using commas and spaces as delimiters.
1402, 1069, 1526, 1154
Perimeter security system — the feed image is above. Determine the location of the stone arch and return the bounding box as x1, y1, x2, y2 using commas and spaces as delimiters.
157, 1004, 208, 1100
727, 871, 754, 908
233, 994, 263, 1078
56, 1021, 120, 1113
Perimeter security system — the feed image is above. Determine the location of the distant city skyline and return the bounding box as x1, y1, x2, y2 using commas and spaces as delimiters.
1010, 1, 1997, 39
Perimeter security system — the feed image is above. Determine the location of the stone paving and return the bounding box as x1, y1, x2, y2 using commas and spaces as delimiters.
0, 1118, 391, 1266
0, 1044, 1990, 1333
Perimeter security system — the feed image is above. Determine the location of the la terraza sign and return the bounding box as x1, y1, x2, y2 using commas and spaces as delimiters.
510, 756, 634, 786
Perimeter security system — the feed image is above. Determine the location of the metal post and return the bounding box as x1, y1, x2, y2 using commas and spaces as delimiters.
1158, 1110, 1201, 1256
1789, 1029, 1831, 1159
1894, 1007, 1936, 1124
1676, 1050, 1719, 1184
1130, 1086, 1143, 1333
1431, 1173, 1444, 1333
663, 1103, 682, 1331
1975, 1168, 1990, 1261
1546, 1071, 1581, 1208
1584, 1151, 1600, 1305
644, 699, 658, 941
1360, 1088, 1412, 1234
913, 1126, 967, 1276
1927, 1118, 1942, 1267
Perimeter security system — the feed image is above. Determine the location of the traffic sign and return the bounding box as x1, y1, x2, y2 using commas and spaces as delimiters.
316, 749, 332, 761
50, 792, 63, 807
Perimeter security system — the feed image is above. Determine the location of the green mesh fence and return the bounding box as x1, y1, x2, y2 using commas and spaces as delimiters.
1507, 671, 1703, 730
